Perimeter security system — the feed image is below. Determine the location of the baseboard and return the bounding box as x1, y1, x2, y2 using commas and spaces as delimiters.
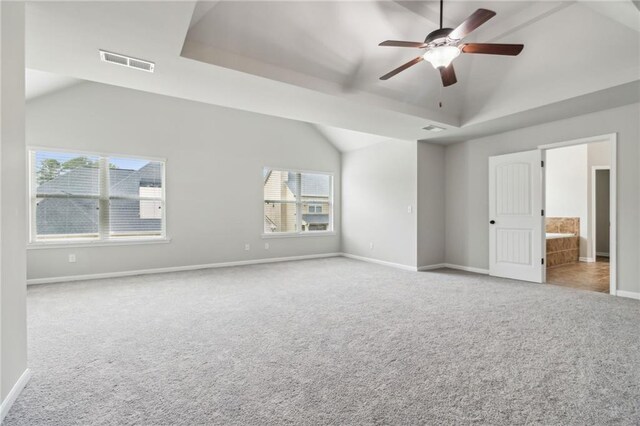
27, 253, 342, 285
596, 252, 610, 257
417, 263, 447, 271
1, 368, 31, 422
579, 257, 596, 263
616, 290, 640, 300
419, 263, 489, 274
441, 263, 490, 275
340, 253, 417, 271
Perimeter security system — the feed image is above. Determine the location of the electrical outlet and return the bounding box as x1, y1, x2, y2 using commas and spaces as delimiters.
244, 244, 250, 251
407, 205, 412, 213
264, 242, 269, 250
369, 242, 374, 250
68, 254, 76, 263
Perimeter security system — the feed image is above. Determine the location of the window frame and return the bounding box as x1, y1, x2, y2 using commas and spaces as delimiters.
27, 147, 168, 247
262, 167, 335, 238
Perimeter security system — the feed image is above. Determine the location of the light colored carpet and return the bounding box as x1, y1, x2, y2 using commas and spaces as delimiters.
5, 257, 640, 425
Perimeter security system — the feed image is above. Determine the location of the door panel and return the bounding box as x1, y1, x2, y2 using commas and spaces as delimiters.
489, 150, 543, 282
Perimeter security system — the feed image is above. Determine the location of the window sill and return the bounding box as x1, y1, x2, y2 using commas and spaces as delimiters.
27, 237, 171, 250
261, 232, 337, 239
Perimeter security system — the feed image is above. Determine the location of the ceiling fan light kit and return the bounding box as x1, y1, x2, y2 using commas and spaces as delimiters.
423, 45, 460, 69
378, 2, 524, 87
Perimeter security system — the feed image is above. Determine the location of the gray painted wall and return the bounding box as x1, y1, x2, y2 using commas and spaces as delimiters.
1, 1, 28, 403
417, 142, 445, 267
587, 141, 611, 259
445, 103, 640, 294
341, 140, 417, 268
26, 82, 341, 280
596, 170, 610, 255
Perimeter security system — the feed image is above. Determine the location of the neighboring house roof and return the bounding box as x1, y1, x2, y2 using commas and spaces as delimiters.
36, 163, 162, 236
285, 173, 330, 197
37, 166, 100, 196
302, 214, 329, 224
37, 162, 162, 196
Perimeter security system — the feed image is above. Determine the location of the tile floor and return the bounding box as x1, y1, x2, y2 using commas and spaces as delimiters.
546, 256, 610, 293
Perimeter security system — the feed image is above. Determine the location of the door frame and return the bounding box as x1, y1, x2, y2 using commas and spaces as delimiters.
538, 133, 617, 295
591, 166, 610, 265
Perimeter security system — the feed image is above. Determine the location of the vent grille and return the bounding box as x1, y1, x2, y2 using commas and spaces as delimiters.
99, 50, 155, 73
422, 124, 446, 133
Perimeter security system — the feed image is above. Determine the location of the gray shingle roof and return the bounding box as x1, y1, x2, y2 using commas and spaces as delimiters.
286, 173, 330, 197
302, 214, 329, 224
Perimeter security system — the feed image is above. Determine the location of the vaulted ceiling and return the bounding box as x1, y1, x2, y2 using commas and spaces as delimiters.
26, 1, 640, 148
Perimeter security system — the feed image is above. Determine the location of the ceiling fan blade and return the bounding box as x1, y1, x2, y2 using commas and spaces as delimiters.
379, 40, 428, 48
461, 43, 524, 56
439, 64, 457, 87
379, 57, 424, 80
448, 8, 496, 40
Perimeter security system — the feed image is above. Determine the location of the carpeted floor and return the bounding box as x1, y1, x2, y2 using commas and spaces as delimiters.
5, 257, 640, 425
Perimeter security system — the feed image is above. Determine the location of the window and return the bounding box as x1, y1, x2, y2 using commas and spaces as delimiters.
263, 168, 333, 234
30, 150, 165, 243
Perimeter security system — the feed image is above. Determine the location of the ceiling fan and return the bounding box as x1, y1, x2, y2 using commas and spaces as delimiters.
379, 0, 524, 87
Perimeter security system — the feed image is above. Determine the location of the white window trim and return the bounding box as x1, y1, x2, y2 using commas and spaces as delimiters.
261, 231, 336, 239
27, 147, 167, 247
263, 167, 335, 237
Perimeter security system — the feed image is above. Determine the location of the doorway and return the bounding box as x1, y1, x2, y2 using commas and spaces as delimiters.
540, 134, 616, 294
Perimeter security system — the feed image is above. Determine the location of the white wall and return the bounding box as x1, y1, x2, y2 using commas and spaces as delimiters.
341, 140, 417, 268
1, 1, 28, 405
26, 82, 341, 280
445, 103, 640, 294
545, 144, 588, 257
417, 142, 445, 267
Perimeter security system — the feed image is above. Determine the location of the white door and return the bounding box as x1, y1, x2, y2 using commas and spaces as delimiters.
489, 150, 543, 282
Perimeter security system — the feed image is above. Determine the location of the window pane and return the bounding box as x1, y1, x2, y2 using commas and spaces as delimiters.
35, 197, 99, 239
301, 201, 331, 232
109, 199, 162, 237
264, 168, 298, 233
108, 157, 164, 238
109, 158, 163, 198
35, 151, 99, 196
264, 201, 298, 233
300, 173, 331, 232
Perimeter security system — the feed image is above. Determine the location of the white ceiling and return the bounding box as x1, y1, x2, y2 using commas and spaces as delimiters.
24, 1, 640, 148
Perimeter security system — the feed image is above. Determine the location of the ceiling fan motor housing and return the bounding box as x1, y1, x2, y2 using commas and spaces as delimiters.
425, 28, 454, 46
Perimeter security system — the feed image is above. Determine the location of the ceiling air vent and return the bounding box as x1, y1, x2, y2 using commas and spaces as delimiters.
99, 50, 155, 73
422, 124, 446, 133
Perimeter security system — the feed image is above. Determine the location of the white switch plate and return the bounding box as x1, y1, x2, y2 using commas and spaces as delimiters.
407, 205, 412, 213
369, 242, 374, 249
244, 244, 250, 251
264, 242, 269, 250
68, 254, 76, 263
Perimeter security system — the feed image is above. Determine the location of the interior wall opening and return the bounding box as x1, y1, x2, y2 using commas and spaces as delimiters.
543, 138, 614, 293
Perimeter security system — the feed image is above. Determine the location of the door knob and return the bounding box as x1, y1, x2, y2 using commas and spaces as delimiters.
490, 220, 496, 224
